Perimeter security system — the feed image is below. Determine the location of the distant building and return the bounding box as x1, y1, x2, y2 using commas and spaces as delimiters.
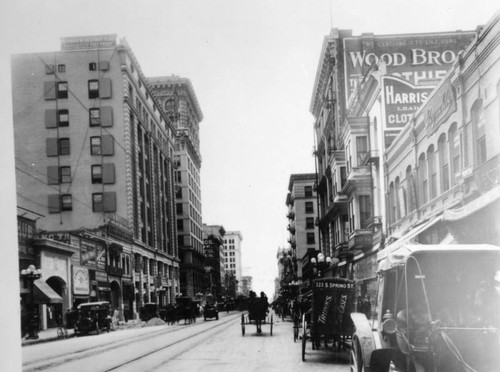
12, 35, 180, 328
148, 76, 204, 300
241, 276, 253, 297
285, 173, 319, 290
202, 224, 226, 297
223, 231, 243, 293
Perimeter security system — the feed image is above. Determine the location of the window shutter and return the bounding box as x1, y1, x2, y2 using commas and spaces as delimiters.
101, 107, 113, 127
45, 109, 57, 128
48, 194, 60, 213
103, 192, 116, 212
47, 166, 59, 185
44, 81, 56, 100
99, 78, 112, 98
46, 138, 58, 157
101, 135, 114, 155
99, 61, 110, 71
102, 163, 115, 184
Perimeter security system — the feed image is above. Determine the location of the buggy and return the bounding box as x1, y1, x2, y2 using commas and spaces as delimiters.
241, 296, 273, 336
301, 277, 356, 361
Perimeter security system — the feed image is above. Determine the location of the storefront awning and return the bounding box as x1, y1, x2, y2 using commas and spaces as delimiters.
444, 187, 500, 221
33, 279, 63, 304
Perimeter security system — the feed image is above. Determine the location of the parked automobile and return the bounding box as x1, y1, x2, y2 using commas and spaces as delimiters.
204, 294, 219, 320
350, 244, 500, 372
74, 301, 111, 336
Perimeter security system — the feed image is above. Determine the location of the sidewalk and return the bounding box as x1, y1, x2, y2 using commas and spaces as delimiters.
21, 320, 145, 347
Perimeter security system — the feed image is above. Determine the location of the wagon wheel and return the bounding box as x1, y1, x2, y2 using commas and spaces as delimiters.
241, 314, 245, 336
302, 329, 307, 361
270, 315, 273, 336
350, 337, 364, 372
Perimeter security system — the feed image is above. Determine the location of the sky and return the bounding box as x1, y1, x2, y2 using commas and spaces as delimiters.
1, 2, 499, 364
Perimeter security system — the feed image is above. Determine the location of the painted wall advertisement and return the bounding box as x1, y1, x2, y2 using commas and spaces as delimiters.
73, 266, 90, 296
343, 31, 474, 147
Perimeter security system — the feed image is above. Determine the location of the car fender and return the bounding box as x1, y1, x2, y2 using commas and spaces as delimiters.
351, 312, 376, 369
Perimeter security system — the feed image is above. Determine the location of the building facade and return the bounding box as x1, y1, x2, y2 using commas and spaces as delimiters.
12, 35, 181, 327
309, 26, 478, 299
385, 12, 500, 249
223, 231, 243, 294
285, 174, 320, 292
148, 76, 204, 300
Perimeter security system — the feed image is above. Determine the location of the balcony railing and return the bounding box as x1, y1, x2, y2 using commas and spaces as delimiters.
348, 229, 373, 250
107, 266, 124, 276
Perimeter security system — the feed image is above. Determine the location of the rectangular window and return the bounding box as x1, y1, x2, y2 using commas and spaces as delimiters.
177, 219, 183, 231
477, 136, 487, 165
88, 80, 99, 99
89, 108, 100, 126
306, 217, 315, 229
357, 136, 368, 166
57, 64, 66, 73
59, 138, 70, 155
359, 195, 371, 229
305, 201, 314, 213
307, 232, 315, 245
304, 186, 313, 197
92, 193, 103, 212
57, 82, 68, 99
91, 165, 102, 183
58, 109, 69, 127
89, 62, 97, 71
60, 166, 71, 183
61, 194, 72, 211
176, 203, 183, 215
90, 137, 101, 155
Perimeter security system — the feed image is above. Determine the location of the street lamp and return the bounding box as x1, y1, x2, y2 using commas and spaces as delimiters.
21, 265, 42, 339
311, 253, 332, 278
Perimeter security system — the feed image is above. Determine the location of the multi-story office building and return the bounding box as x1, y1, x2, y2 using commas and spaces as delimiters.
202, 224, 225, 297
241, 276, 253, 297
285, 174, 319, 289
310, 27, 477, 298
223, 231, 243, 294
148, 76, 204, 299
12, 35, 180, 328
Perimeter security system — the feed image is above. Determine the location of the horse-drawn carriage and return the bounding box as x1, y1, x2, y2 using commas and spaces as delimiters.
301, 277, 356, 361
241, 295, 273, 336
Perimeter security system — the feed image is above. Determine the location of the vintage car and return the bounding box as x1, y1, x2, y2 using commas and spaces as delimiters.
74, 301, 111, 336
204, 295, 219, 320
350, 244, 500, 372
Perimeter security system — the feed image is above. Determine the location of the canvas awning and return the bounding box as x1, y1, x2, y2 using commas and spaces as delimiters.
33, 279, 63, 304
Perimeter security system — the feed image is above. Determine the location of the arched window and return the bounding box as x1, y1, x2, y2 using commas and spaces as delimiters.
427, 145, 436, 200
438, 134, 449, 192
471, 100, 486, 165
389, 182, 395, 225
406, 166, 416, 212
448, 123, 460, 186
418, 153, 428, 204
395, 177, 402, 220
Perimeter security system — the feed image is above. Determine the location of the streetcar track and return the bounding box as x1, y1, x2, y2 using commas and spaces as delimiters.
23, 314, 240, 371
104, 315, 239, 371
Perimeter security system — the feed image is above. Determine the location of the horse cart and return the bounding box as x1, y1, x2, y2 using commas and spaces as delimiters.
302, 278, 356, 361
241, 297, 273, 336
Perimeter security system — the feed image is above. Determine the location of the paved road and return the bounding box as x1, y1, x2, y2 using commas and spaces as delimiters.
22, 312, 350, 372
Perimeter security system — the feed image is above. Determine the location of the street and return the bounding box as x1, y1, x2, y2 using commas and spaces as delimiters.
22, 312, 350, 372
